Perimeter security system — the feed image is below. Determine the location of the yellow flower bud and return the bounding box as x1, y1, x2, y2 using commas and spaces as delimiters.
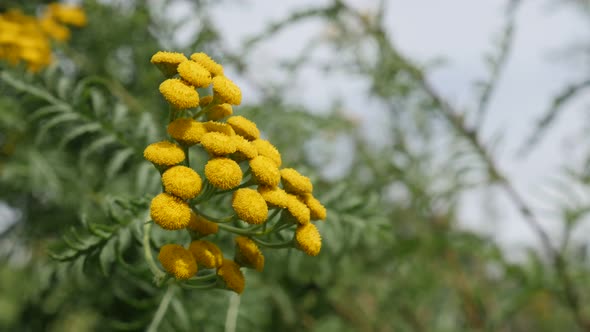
234, 236, 264, 272
151, 51, 188, 77
257, 186, 289, 209
189, 240, 223, 269
158, 244, 197, 279
159, 78, 199, 110
251, 139, 281, 167
162, 166, 202, 200
167, 118, 208, 146
280, 168, 313, 195
232, 135, 258, 160
295, 223, 321, 256
232, 188, 268, 225
150, 193, 192, 230
207, 104, 233, 121
227, 116, 260, 141
187, 212, 219, 236
285, 194, 310, 225
190, 52, 224, 77
144, 141, 185, 167
249, 156, 280, 187
217, 259, 245, 294
212, 76, 242, 105
204, 157, 243, 190
200, 132, 237, 156
177, 60, 212, 88
300, 194, 327, 221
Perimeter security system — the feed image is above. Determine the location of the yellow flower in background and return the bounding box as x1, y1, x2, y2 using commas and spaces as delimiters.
212, 76, 242, 105
39, 15, 70, 41
232, 188, 268, 225
217, 259, 245, 294
158, 244, 198, 279
249, 155, 281, 187
300, 193, 327, 221
280, 168, 313, 195
187, 212, 219, 236
227, 116, 260, 141
159, 78, 200, 110
151, 51, 188, 77
251, 139, 282, 167
295, 223, 321, 256
234, 236, 264, 272
162, 166, 203, 200
47, 3, 87, 27
200, 132, 237, 156
167, 118, 208, 146
177, 60, 212, 88
150, 193, 192, 230
207, 103, 233, 121
190, 52, 224, 77
204, 157, 243, 190
257, 186, 289, 209
143, 141, 185, 166
189, 240, 223, 269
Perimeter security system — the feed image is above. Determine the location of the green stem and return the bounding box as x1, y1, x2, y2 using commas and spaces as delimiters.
212, 177, 255, 196
217, 223, 258, 236
147, 285, 175, 332
178, 281, 218, 290
193, 97, 220, 119
143, 222, 166, 281
188, 272, 218, 282
193, 208, 236, 223
252, 237, 294, 249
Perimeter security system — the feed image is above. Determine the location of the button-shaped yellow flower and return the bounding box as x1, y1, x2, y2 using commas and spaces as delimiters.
167, 118, 208, 146
280, 168, 313, 195
204, 157, 243, 190
285, 194, 311, 225
201, 132, 237, 156
300, 193, 327, 221
177, 60, 212, 88
158, 244, 198, 279
234, 236, 264, 272
207, 104, 233, 121
204, 121, 235, 136
257, 186, 289, 209
187, 212, 219, 236
227, 116, 260, 141
251, 139, 282, 167
217, 259, 245, 294
159, 78, 200, 110
189, 240, 223, 269
150, 193, 192, 230
232, 188, 268, 225
144, 141, 185, 167
151, 51, 188, 77
162, 166, 202, 200
212, 76, 241, 105
190, 52, 224, 77
232, 135, 258, 160
249, 155, 280, 187
295, 223, 321, 256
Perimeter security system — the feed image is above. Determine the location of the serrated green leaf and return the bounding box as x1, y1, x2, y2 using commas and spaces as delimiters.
28, 104, 69, 122
35, 112, 81, 144
106, 148, 135, 179
58, 122, 102, 149
90, 89, 106, 115
79, 134, 117, 165
57, 76, 73, 100
99, 237, 117, 276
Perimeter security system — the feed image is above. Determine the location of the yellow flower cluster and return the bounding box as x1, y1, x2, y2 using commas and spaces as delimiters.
148, 51, 327, 293
0, 4, 86, 72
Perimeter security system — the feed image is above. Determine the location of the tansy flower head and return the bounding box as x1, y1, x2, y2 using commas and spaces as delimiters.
257, 186, 289, 209
201, 132, 237, 156
187, 212, 219, 236
212, 76, 242, 105
204, 121, 235, 136
251, 139, 282, 167
39, 16, 70, 42
151, 51, 188, 77
300, 193, 327, 221
249, 155, 281, 187
295, 223, 322, 256
285, 194, 311, 225
158, 244, 197, 279
232, 188, 268, 225
190, 52, 224, 76
217, 259, 245, 294
177, 60, 212, 88
162, 166, 203, 200
144, 141, 185, 166
231, 135, 258, 160
205, 157, 243, 190
280, 168, 313, 195
207, 103, 233, 121
47, 4, 87, 27
189, 240, 223, 269
167, 118, 208, 146
159, 78, 200, 109
227, 116, 260, 141
234, 236, 264, 272
199, 95, 214, 107
150, 193, 192, 230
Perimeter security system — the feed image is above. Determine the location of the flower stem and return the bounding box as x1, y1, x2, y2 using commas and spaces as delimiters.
147, 285, 175, 332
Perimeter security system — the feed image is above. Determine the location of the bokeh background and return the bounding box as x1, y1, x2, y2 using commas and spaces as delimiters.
1, 0, 590, 331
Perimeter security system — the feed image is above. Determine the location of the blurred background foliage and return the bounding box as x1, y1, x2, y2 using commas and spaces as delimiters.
1, 0, 590, 331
